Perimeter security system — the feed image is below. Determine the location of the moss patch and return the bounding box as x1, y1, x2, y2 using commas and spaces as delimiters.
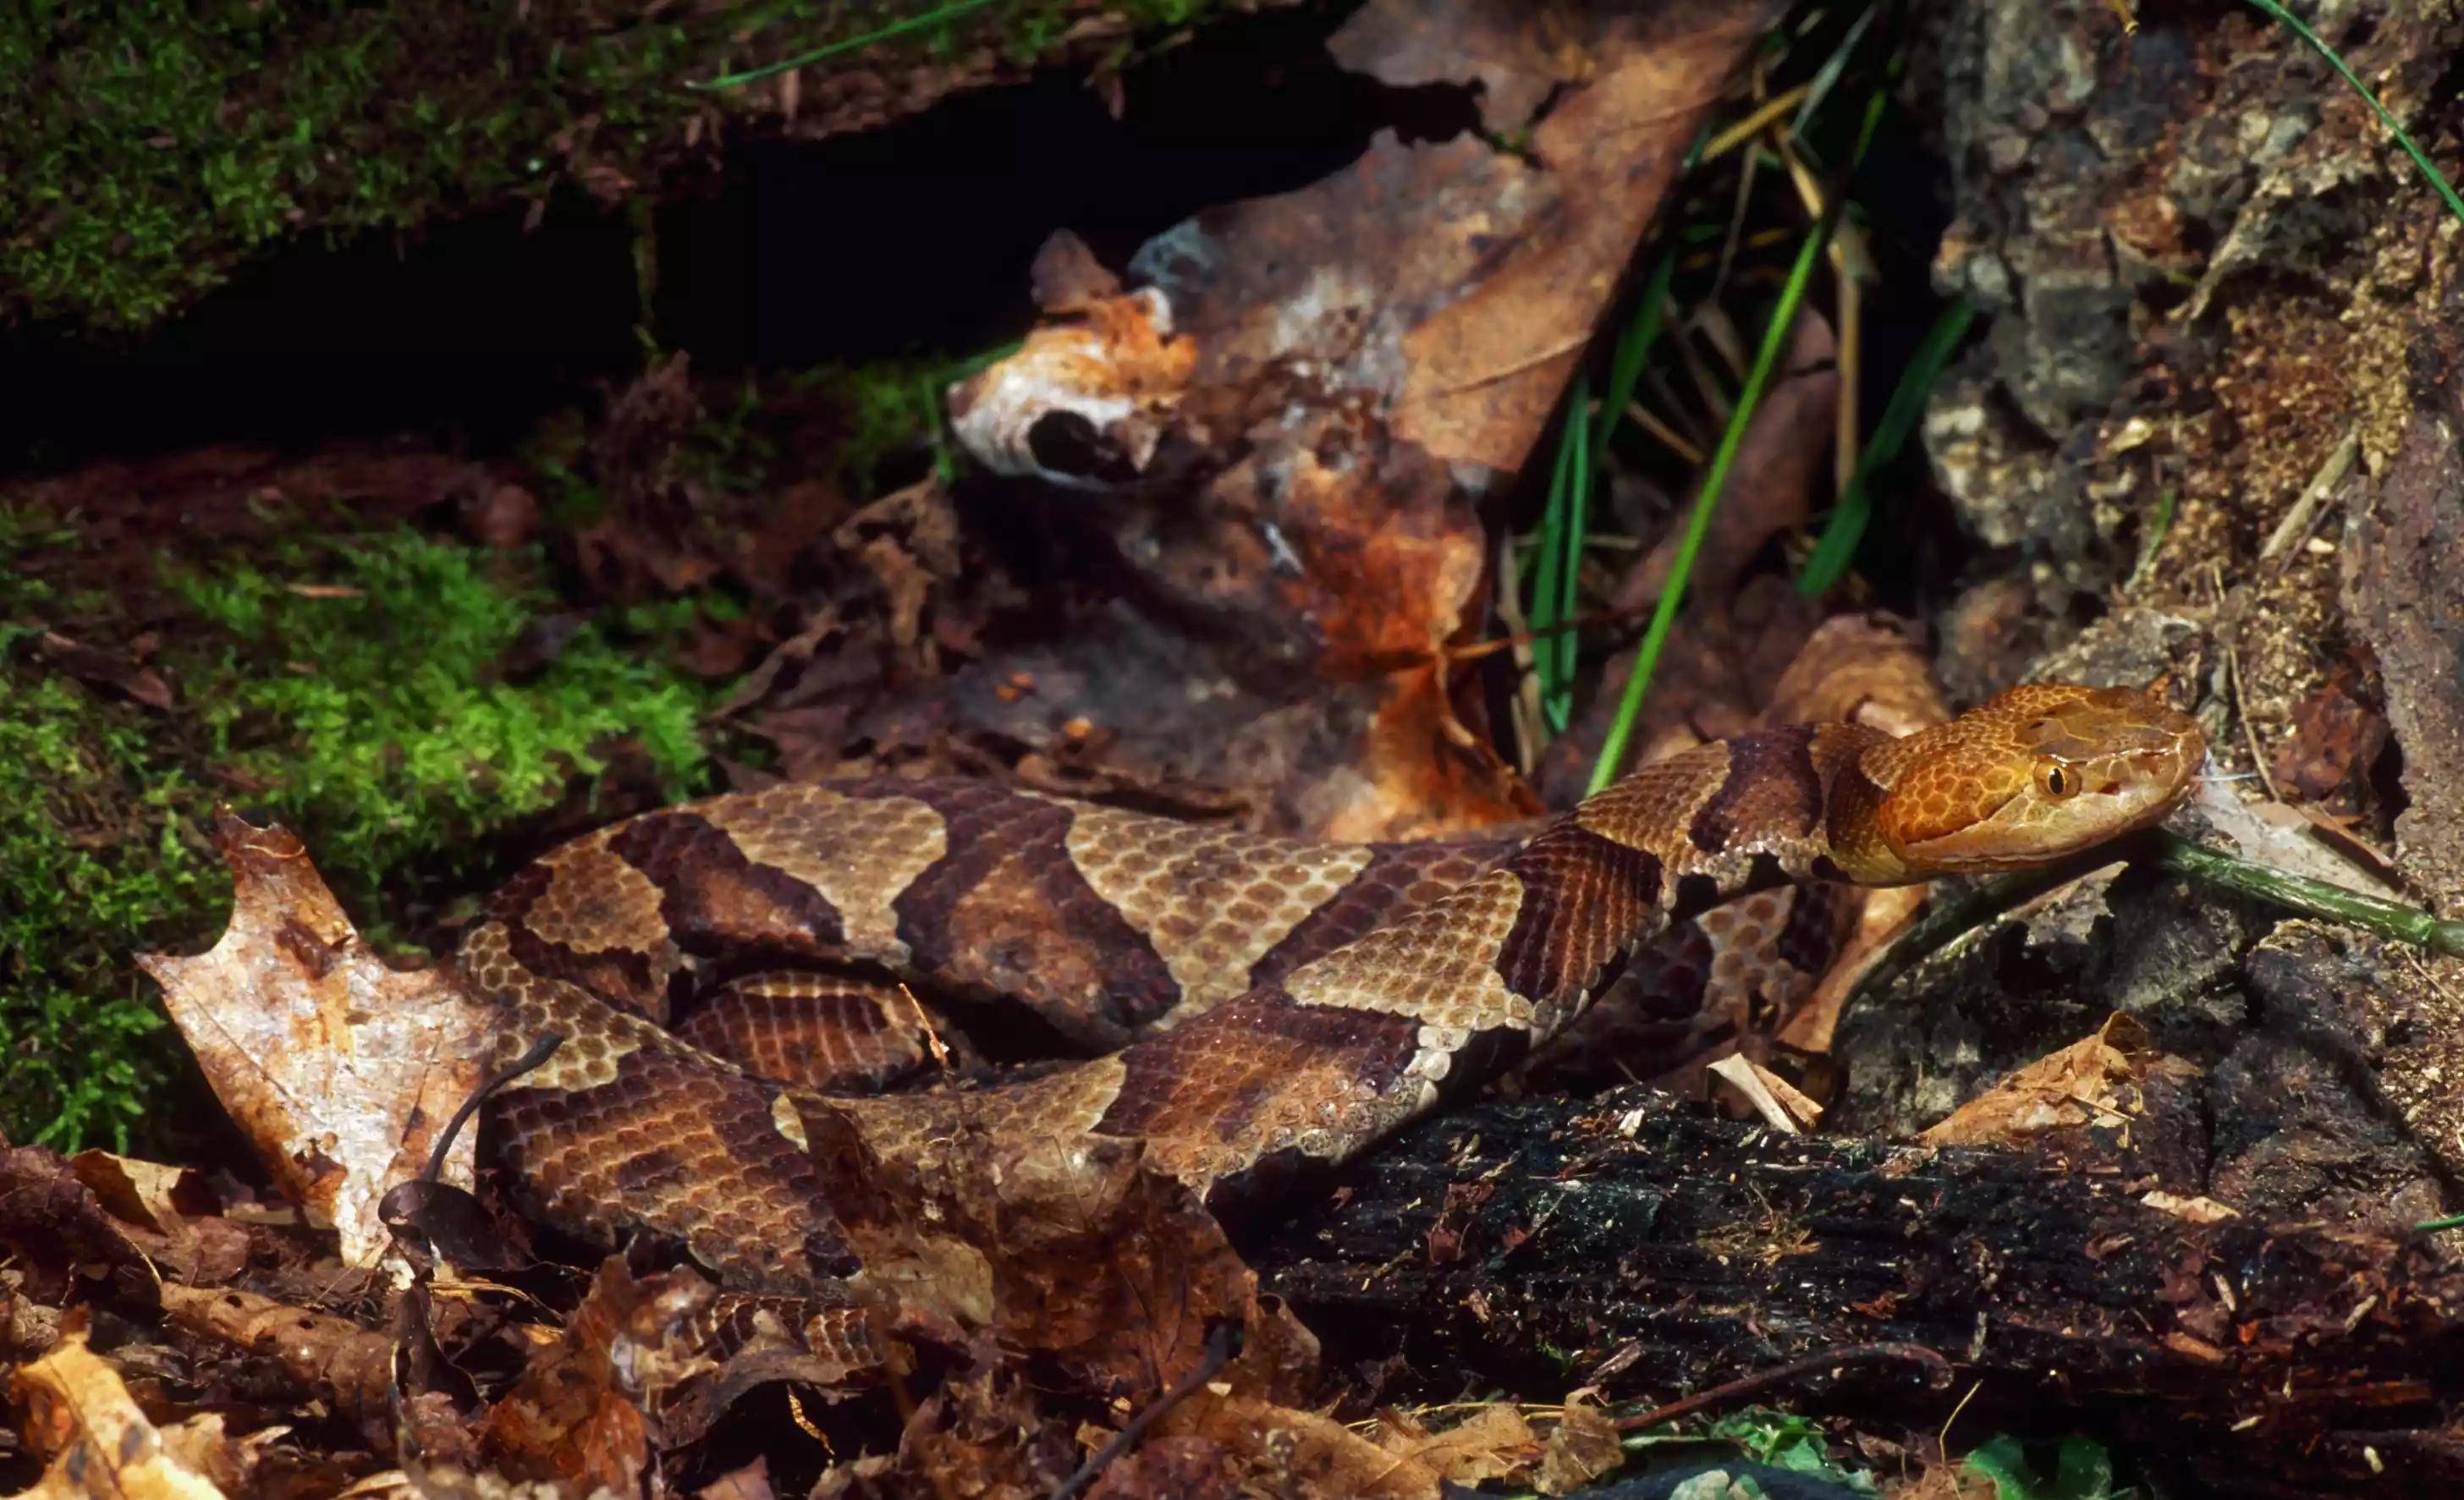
0, 526, 727, 1149
0, 672, 218, 1150
168, 534, 716, 887
1, 0, 1253, 332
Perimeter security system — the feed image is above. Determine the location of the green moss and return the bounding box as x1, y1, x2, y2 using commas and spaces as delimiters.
0, 674, 219, 1149
1, 0, 1247, 332
168, 532, 718, 894
0, 528, 727, 1148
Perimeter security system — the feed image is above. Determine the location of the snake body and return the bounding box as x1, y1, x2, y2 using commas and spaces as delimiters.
459, 683, 2203, 1337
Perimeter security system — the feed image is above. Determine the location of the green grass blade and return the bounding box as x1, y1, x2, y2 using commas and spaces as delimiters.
1797, 294, 1974, 596
693, 0, 1010, 91
1591, 253, 1678, 470
1558, 374, 1593, 698
2125, 487, 2178, 591
1527, 415, 1578, 731
2239, 0, 2464, 230
1588, 216, 1839, 794
1789, 3, 1881, 141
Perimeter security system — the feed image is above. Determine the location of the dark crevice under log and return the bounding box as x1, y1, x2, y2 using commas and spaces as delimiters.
1249, 1089, 2464, 1495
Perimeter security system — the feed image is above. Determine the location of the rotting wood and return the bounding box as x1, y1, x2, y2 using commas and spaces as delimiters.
1251, 1088, 2464, 1494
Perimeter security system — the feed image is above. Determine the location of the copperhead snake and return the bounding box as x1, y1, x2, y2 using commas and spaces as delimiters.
454, 681, 2204, 1371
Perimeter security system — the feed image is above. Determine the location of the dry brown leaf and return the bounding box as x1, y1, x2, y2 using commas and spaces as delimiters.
65, 1151, 220, 1238
0, 1146, 161, 1307
1080, 1435, 1244, 1500
975, 1133, 1318, 1403
1537, 1391, 1625, 1495
1382, 2, 1785, 471
2140, 1190, 2242, 1225
1373, 1402, 1543, 1486
1919, 1015, 2159, 1147
138, 811, 491, 1271
10, 1320, 229, 1500
1163, 1392, 1443, 1499
2271, 669, 2390, 809
482, 1261, 675, 1494
932, 0, 1778, 843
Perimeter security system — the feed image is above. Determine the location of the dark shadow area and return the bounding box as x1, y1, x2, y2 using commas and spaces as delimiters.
3, 3, 1479, 477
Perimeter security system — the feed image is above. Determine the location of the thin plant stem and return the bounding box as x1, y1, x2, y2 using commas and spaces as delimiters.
1797, 294, 1973, 596
693, 0, 1009, 91
1557, 375, 1593, 697
1587, 213, 1839, 794
2148, 831, 2464, 956
1849, 829, 2464, 1016
2239, 0, 2464, 229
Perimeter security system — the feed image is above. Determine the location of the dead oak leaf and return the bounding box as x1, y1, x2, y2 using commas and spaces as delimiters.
139, 810, 490, 1272
1384, 1, 1785, 473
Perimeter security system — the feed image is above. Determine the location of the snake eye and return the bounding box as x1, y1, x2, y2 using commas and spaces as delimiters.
2033, 758, 2082, 800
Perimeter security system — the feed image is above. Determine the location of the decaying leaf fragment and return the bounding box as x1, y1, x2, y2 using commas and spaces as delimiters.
139, 811, 492, 1271
10, 1320, 229, 1500
1919, 1014, 2173, 1148
482, 1255, 877, 1488
1157, 1393, 1546, 1499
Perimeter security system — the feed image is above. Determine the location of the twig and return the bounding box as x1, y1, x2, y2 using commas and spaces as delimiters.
2258, 426, 2358, 561
1768, 130, 1866, 500
1710, 130, 1761, 305
2222, 642, 2285, 804
1610, 1343, 1950, 1433
1050, 1322, 1242, 1500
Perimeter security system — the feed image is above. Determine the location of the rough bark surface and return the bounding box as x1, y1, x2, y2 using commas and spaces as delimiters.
1254, 1090, 2464, 1494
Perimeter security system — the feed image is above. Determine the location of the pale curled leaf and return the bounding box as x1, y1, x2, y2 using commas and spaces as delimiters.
12, 1322, 228, 1500
139, 810, 491, 1271
67, 1151, 211, 1234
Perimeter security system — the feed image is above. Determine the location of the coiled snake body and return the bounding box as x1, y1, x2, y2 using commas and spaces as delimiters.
457, 682, 2203, 1356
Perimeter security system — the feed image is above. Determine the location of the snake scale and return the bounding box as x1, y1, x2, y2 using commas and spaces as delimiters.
455, 682, 2204, 1371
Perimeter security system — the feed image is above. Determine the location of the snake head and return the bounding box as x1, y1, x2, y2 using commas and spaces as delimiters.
1872, 681, 2207, 874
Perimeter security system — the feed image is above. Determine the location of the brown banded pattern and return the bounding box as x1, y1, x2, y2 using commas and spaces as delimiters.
458, 683, 2205, 1369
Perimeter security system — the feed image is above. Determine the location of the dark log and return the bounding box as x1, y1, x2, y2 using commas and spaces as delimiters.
1250, 1089, 2464, 1496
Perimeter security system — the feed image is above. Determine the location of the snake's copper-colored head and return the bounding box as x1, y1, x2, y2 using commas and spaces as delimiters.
1864, 681, 2205, 875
